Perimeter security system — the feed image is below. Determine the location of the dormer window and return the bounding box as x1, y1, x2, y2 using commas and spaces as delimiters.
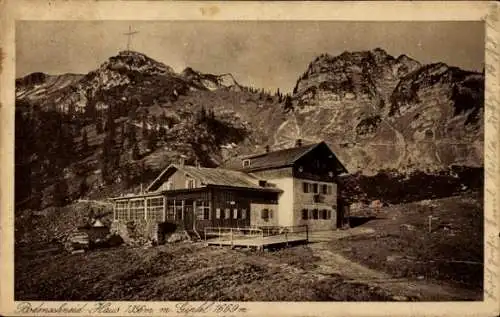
243, 159, 251, 168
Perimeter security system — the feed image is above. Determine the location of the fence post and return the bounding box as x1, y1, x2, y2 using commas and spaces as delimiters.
230, 228, 233, 248
306, 225, 309, 242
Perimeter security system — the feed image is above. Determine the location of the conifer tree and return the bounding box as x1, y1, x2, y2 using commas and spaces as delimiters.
199, 106, 207, 122
142, 117, 148, 139
147, 129, 158, 151
79, 178, 89, 198
96, 118, 104, 134
81, 128, 89, 154
284, 95, 293, 112
53, 177, 69, 207
127, 126, 137, 149
132, 143, 140, 160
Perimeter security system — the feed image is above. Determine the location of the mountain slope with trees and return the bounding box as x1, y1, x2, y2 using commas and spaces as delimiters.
15, 49, 484, 210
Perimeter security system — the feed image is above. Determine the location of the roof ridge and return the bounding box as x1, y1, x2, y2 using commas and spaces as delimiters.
290, 142, 321, 162
242, 142, 320, 160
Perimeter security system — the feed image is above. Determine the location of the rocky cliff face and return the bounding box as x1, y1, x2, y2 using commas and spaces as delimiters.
15, 72, 84, 108
180, 67, 242, 92
279, 48, 483, 173
16, 49, 484, 176
16, 51, 244, 114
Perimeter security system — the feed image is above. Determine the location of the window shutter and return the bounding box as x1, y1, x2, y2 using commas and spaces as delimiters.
322, 184, 327, 194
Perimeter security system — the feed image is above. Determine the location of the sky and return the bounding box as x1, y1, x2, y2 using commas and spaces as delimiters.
16, 21, 484, 92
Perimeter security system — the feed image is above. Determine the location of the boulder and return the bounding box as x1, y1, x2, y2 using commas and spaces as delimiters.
110, 221, 132, 245
400, 224, 416, 231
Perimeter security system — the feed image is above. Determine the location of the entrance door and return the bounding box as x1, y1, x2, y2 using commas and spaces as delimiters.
183, 200, 194, 230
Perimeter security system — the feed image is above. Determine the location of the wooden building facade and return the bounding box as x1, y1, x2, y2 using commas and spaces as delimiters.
111, 140, 347, 233
111, 165, 281, 233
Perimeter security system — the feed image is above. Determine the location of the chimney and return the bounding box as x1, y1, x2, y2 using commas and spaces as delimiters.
295, 139, 303, 147
265, 145, 270, 153
178, 156, 185, 167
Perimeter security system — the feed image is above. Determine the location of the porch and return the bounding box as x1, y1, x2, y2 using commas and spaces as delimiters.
112, 188, 211, 229
204, 225, 309, 250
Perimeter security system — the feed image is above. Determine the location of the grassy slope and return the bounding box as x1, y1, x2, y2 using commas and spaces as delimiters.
331, 191, 483, 290
15, 192, 482, 301
15, 244, 393, 301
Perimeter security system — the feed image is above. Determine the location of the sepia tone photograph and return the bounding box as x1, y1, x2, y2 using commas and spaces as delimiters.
12, 17, 487, 304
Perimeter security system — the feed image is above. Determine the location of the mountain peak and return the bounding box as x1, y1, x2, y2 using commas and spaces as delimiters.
104, 50, 175, 75
180, 66, 240, 91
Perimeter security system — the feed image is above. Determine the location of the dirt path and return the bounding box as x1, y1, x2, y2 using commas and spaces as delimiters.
308, 238, 482, 301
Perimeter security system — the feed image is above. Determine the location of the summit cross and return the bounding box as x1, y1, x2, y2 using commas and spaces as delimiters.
124, 25, 139, 51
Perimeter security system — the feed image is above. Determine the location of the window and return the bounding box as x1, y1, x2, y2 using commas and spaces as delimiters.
166, 200, 175, 220
130, 199, 145, 221
321, 184, 328, 194
301, 209, 308, 220
216, 208, 221, 219
146, 197, 164, 221
224, 208, 231, 219
261, 209, 269, 220
175, 203, 183, 220
243, 159, 251, 168
186, 179, 195, 189
196, 200, 210, 220
327, 185, 333, 195
233, 209, 238, 219
303, 182, 310, 193
312, 209, 319, 220
312, 183, 319, 194
320, 209, 328, 220
241, 209, 247, 219
327, 210, 332, 219
115, 201, 128, 220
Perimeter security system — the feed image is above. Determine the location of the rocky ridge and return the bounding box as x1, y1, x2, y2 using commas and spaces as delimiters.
278, 48, 484, 173
16, 48, 484, 176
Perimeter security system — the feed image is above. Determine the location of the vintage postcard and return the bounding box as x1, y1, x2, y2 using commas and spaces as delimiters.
1, 1, 499, 316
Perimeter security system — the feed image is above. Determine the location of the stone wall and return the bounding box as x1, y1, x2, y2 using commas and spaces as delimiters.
110, 220, 162, 245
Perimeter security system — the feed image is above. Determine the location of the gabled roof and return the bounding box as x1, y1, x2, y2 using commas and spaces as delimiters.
225, 141, 347, 174
224, 143, 318, 171
146, 164, 281, 192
